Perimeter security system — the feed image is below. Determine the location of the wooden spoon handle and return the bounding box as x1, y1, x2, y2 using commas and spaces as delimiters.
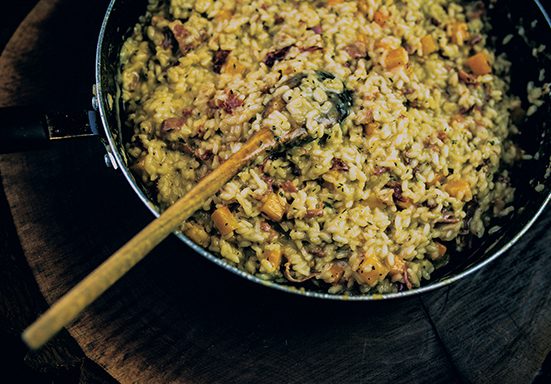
22, 127, 276, 349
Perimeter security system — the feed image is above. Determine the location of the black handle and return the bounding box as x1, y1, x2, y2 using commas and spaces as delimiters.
0, 107, 50, 153
0, 107, 99, 154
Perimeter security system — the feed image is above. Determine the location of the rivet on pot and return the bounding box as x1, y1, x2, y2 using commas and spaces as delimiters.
92, 96, 99, 111
104, 152, 118, 169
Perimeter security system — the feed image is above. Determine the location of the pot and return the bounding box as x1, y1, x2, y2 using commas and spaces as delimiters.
2, 0, 550, 300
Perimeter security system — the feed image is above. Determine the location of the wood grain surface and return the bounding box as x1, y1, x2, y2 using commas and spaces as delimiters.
0, 1, 550, 383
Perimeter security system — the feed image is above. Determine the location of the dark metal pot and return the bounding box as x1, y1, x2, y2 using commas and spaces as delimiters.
3, 0, 551, 300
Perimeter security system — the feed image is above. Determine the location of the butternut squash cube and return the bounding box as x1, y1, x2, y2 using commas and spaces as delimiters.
386, 255, 406, 276
374, 11, 389, 26
434, 242, 447, 259
384, 47, 409, 70
466, 52, 492, 75
184, 223, 210, 247
444, 179, 472, 201
357, 255, 389, 287
261, 193, 286, 222
215, 9, 233, 22
322, 262, 346, 284
448, 22, 470, 46
212, 206, 239, 236
264, 247, 283, 269
222, 56, 246, 75
421, 35, 438, 55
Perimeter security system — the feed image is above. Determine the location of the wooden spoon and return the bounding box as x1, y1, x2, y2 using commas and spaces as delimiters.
22, 71, 352, 349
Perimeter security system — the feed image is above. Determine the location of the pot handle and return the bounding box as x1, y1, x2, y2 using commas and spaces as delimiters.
0, 106, 99, 153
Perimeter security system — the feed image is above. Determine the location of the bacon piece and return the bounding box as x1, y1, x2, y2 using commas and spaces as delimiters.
259, 156, 271, 173
284, 262, 316, 283
386, 181, 402, 200
430, 17, 441, 26
396, 197, 413, 209
167, 139, 212, 163
264, 45, 292, 67
301, 46, 323, 53
458, 70, 478, 85
280, 181, 298, 193
437, 212, 460, 224
437, 131, 448, 141
161, 117, 186, 133
386, 181, 413, 209
207, 99, 217, 109
260, 221, 272, 232
373, 166, 389, 175
195, 149, 213, 161
168, 141, 195, 156
312, 25, 322, 34
468, 1, 485, 19
212, 50, 231, 74
218, 91, 244, 114
423, 139, 437, 150
309, 247, 325, 257
182, 108, 193, 119
459, 105, 476, 115
331, 158, 349, 172
262, 175, 274, 191
469, 35, 483, 46
403, 265, 413, 289
305, 209, 324, 218
168, 22, 192, 54
345, 42, 368, 59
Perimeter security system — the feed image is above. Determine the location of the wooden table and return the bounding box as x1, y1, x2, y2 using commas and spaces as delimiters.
1, 1, 550, 383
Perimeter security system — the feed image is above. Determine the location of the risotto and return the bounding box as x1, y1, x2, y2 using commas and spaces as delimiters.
120, 0, 522, 294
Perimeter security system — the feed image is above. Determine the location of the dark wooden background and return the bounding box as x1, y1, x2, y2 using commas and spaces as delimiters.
0, 1, 550, 383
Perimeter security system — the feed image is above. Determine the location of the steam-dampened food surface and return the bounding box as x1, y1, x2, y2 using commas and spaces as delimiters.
120, 0, 522, 294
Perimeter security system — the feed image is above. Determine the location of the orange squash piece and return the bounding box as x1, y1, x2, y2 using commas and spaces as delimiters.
384, 47, 409, 70
184, 223, 210, 247
357, 255, 389, 287
215, 9, 233, 22
374, 11, 389, 26
260, 193, 287, 222
364, 122, 379, 136
434, 242, 447, 259
386, 255, 406, 277
212, 206, 239, 235
222, 56, 246, 75
448, 22, 470, 46
466, 52, 492, 75
421, 35, 438, 55
323, 262, 346, 284
444, 179, 473, 201
264, 247, 283, 269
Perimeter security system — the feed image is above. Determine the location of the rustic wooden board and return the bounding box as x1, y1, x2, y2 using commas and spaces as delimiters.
0, 1, 550, 383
